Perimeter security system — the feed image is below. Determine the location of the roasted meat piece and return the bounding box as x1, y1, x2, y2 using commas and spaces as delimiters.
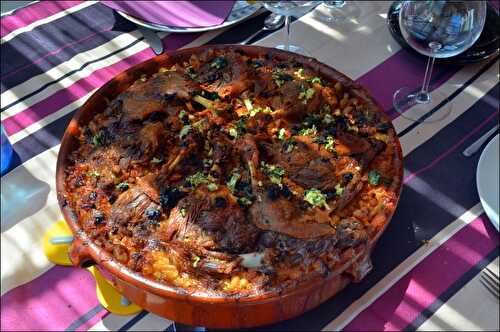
161, 188, 260, 254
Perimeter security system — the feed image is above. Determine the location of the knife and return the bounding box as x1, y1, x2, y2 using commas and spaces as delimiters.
138, 26, 164, 55
462, 124, 499, 157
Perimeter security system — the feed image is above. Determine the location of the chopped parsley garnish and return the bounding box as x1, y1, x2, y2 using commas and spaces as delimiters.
151, 157, 163, 164
186, 172, 209, 187
180, 208, 187, 217
368, 170, 381, 185
249, 106, 272, 117
294, 68, 305, 79
87, 170, 100, 178
192, 119, 208, 133
228, 117, 247, 139
192, 255, 201, 268
335, 183, 344, 196
179, 125, 192, 139
227, 170, 241, 193
272, 70, 293, 87
116, 182, 129, 191
178, 110, 187, 120
228, 127, 238, 138
282, 138, 296, 153
243, 98, 253, 111
92, 132, 103, 146
298, 86, 316, 104
278, 128, 287, 140
207, 183, 219, 192
210, 56, 228, 69
237, 196, 253, 207
325, 136, 336, 152
261, 162, 285, 185
298, 124, 317, 137
185, 66, 197, 79
323, 113, 334, 125
304, 188, 327, 208
193, 95, 214, 109
308, 76, 323, 85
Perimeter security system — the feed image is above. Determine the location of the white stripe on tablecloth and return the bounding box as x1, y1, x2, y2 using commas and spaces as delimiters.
1, 144, 61, 296
1, 1, 496, 329
398, 60, 499, 154
0, 1, 98, 44
0, 0, 494, 303
4, 28, 227, 144
416, 258, 499, 331
0, 30, 165, 114
0, 46, 494, 311
393, 59, 500, 137
322, 203, 485, 331
255, 1, 401, 80
0, 1, 396, 124
0, 27, 229, 296
87, 311, 172, 331
7, 88, 97, 144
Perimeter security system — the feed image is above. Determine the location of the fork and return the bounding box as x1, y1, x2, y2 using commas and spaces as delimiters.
480, 267, 499, 300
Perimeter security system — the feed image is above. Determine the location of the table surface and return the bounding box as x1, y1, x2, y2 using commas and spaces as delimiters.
1, 1, 499, 331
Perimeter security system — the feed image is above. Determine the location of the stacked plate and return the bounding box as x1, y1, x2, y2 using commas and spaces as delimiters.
102, 1, 262, 33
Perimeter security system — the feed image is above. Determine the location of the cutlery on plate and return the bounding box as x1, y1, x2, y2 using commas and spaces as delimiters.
240, 13, 285, 45
138, 26, 164, 55
480, 267, 499, 300
462, 124, 499, 157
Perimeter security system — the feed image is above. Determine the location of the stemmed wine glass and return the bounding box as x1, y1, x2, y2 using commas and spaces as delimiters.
263, 1, 320, 55
317, 1, 359, 23
393, 0, 487, 123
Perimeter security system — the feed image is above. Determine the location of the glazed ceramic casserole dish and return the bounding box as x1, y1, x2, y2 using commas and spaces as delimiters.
56, 44, 403, 328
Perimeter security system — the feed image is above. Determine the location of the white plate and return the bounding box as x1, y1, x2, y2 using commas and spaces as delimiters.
476, 134, 499, 231
117, 1, 262, 33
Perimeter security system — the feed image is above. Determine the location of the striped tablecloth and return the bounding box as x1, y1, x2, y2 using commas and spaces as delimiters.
1, 1, 499, 331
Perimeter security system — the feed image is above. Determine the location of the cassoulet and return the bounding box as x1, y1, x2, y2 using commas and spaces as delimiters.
62, 48, 402, 297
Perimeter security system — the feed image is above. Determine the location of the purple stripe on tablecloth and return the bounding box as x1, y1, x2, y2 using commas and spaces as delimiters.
2, 25, 112, 81
0, 265, 99, 331
356, 48, 461, 119
254, 84, 499, 331
405, 249, 498, 331
2, 88, 498, 332
0, 3, 135, 92
343, 215, 499, 332
0, 1, 84, 38
2, 41, 459, 137
77, 311, 110, 332
2, 32, 198, 136
404, 110, 499, 184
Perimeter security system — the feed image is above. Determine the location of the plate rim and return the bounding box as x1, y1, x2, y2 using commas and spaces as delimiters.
476, 133, 499, 231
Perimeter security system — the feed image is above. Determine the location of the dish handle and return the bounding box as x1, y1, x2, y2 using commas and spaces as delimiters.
69, 236, 97, 268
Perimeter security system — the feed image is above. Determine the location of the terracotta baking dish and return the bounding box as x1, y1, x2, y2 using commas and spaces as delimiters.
56, 44, 403, 329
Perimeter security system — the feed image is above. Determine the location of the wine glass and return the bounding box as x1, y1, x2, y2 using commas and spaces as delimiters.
317, 1, 359, 23
263, 1, 320, 55
393, 1, 487, 123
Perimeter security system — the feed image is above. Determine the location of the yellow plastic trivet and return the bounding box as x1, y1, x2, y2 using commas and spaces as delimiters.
43, 220, 142, 315
88, 266, 142, 315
